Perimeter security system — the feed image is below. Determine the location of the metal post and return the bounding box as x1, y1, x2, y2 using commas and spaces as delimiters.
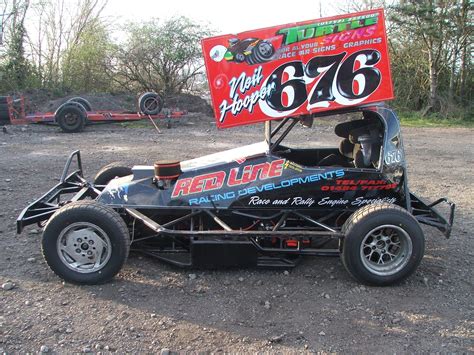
264, 120, 271, 149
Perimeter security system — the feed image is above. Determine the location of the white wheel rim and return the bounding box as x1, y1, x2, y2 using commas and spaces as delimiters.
56, 222, 112, 274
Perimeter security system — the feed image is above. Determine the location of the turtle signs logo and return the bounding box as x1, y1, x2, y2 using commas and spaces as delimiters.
277, 14, 379, 46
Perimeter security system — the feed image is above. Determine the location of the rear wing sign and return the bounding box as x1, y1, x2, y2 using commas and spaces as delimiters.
201, 9, 393, 128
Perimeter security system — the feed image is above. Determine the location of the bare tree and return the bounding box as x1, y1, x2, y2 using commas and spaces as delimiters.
25, 0, 107, 88
0, 0, 31, 90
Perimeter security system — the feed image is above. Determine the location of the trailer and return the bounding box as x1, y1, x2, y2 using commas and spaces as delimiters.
2, 93, 187, 133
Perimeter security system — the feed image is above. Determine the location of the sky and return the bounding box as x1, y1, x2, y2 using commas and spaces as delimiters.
102, 0, 341, 35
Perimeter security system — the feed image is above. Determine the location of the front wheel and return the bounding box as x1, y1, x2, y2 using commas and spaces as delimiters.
341, 203, 424, 286
234, 52, 246, 63
42, 201, 130, 284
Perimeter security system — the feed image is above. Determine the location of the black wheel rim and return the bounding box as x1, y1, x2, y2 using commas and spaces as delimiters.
144, 97, 159, 111
63, 112, 80, 129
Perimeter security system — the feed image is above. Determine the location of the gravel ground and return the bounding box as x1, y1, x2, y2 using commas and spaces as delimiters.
0, 115, 472, 353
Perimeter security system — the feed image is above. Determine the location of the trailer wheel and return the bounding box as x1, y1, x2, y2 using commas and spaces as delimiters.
341, 203, 424, 286
0, 104, 9, 122
94, 162, 132, 186
56, 105, 86, 133
42, 201, 130, 285
138, 92, 163, 115
68, 97, 92, 112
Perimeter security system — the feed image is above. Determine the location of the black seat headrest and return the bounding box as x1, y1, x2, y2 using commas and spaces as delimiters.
348, 123, 382, 144
334, 119, 367, 138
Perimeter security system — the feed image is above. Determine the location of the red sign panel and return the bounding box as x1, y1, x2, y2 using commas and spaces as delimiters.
201, 9, 393, 129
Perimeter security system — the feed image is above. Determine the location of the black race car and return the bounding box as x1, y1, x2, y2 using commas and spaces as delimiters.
17, 104, 454, 286
224, 37, 275, 65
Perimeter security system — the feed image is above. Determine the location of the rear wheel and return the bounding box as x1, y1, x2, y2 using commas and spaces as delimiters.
42, 201, 130, 284
253, 40, 274, 62
94, 162, 132, 186
341, 203, 424, 286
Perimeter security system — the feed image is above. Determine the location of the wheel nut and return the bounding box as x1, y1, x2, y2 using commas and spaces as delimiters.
88, 240, 94, 245
87, 251, 93, 255
77, 238, 82, 242
75, 249, 81, 253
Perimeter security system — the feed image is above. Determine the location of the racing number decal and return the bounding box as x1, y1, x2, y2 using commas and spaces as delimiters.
261, 49, 382, 114
266, 61, 306, 111
384, 150, 403, 165
337, 50, 381, 101
306, 53, 345, 105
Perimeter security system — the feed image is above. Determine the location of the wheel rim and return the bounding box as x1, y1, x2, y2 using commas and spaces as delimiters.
235, 53, 245, 62
258, 42, 272, 56
56, 222, 112, 274
144, 97, 159, 111
360, 224, 412, 276
63, 112, 80, 128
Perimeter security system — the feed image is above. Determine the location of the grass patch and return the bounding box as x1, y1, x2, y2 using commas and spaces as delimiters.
398, 112, 474, 128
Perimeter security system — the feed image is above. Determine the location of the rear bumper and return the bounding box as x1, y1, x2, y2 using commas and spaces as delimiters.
16, 151, 99, 234
410, 193, 455, 238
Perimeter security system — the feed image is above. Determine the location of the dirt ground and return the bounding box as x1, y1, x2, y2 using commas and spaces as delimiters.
0, 115, 472, 353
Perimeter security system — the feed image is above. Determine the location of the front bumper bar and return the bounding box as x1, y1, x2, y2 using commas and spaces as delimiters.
16, 151, 99, 234
410, 193, 455, 238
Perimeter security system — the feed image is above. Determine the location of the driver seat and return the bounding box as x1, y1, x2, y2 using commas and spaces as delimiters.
318, 118, 382, 168
350, 124, 383, 168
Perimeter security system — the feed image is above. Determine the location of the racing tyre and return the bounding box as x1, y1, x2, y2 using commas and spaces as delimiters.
138, 92, 163, 115
94, 162, 132, 186
68, 97, 92, 112
341, 203, 424, 286
245, 53, 257, 65
56, 105, 86, 133
42, 201, 130, 285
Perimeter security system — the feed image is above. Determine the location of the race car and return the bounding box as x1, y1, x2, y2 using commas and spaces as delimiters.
224, 37, 275, 65
17, 104, 454, 286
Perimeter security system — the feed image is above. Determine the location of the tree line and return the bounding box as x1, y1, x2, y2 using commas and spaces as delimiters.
0, 0, 472, 119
